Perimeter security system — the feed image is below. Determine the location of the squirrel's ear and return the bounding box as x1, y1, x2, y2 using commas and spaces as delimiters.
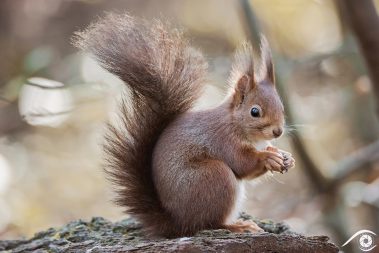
232, 74, 255, 107
260, 35, 275, 84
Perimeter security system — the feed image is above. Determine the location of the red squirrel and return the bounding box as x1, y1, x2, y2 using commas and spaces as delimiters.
74, 13, 295, 238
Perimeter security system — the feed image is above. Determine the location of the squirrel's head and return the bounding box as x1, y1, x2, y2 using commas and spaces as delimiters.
228, 37, 284, 141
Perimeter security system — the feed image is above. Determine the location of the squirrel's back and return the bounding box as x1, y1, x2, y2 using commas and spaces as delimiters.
74, 13, 208, 237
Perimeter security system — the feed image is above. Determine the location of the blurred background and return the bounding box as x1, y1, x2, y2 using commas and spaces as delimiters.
0, 0, 378, 252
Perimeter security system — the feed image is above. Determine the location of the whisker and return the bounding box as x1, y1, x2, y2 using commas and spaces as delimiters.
285, 131, 295, 138
272, 176, 285, 184
285, 124, 311, 129
284, 124, 312, 134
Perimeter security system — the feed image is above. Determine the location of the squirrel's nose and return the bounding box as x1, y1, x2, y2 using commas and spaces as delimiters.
273, 127, 283, 138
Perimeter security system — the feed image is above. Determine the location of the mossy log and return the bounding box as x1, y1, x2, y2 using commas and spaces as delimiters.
0, 214, 339, 253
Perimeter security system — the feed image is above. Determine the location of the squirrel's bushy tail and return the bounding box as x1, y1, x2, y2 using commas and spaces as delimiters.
74, 13, 207, 237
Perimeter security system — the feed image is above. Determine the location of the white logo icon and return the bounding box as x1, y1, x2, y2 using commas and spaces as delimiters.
342, 230, 377, 252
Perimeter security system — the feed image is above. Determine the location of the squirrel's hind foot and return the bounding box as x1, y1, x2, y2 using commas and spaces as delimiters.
223, 220, 264, 234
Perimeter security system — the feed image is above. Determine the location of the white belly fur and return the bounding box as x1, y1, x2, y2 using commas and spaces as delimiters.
225, 140, 271, 224
253, 140, 271, 151
225, 181, 246, 224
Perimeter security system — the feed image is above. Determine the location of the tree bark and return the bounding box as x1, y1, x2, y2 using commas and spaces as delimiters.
0, 216, 339, 253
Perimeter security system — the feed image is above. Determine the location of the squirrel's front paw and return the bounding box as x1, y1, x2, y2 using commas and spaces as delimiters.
260, 150, 284, 173
265, 147, 294, 173
279, 150, 295, 172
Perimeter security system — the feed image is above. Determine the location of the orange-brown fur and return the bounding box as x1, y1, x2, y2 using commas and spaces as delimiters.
74, 13, 295, 238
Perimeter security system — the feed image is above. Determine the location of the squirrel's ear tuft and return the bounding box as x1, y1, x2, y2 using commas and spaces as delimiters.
229, 42, 256, 107
259, 35, 275, 84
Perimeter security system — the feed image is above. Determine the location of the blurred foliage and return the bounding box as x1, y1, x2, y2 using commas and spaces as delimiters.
0, 1, 378, 252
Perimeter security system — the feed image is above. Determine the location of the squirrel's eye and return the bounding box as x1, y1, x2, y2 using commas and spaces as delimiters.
250, 106, 262, 117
